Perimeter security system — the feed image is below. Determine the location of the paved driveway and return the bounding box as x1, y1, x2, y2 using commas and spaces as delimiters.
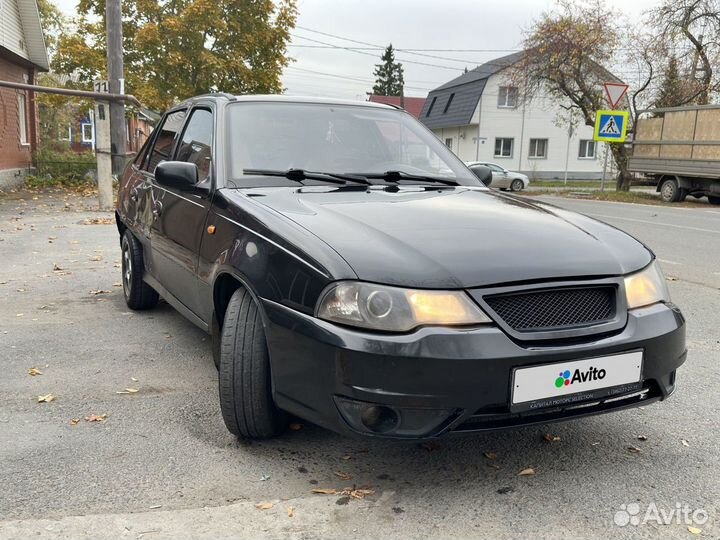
0, 189, 717, 539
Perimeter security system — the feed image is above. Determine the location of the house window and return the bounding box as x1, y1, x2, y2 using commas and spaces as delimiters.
497, 86, 518, 108
494, 137, 513, 158
60, 125, 72, 141
528, 138, 548, 159
81, 123, 94, 143
18, 93, 28, 145
445, 137, 453, 151
579, 139, 596, 159
426, 96, 437, 117
443, 93, 455, 114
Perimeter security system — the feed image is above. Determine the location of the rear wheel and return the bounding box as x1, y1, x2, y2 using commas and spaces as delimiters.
659, 178, 682, 203
709, 195, 720, 205
121, 232, 159, 310
510, 179, 524, 192
218, 288, 285, 439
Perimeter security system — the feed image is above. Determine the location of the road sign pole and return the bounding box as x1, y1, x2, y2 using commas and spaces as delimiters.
600, 144, 609, 192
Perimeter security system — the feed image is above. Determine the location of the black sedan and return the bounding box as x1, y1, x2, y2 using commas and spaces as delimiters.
115, 94, 686, 440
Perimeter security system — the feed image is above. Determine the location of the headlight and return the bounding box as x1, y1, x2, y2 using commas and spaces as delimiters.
624, 261, 670, 309
316, 281, 492, 332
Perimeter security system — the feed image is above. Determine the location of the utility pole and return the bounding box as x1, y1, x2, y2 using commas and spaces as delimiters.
106, 0, 126, 177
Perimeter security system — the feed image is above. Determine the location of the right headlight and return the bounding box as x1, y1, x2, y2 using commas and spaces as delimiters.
316, 281, 492, 332
624, 260, 670, 309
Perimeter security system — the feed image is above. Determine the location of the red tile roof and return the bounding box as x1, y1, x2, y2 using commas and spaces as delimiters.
367, 95, 427, 119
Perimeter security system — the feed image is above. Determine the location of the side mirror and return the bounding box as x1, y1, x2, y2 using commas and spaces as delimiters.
155, 161, 198, 191
470, 165, 493, 187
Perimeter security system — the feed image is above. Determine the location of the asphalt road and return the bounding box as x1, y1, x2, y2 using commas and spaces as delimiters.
0, 189, 718, 539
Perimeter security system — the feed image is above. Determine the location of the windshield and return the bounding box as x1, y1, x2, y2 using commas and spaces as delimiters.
225, 102, 480, 187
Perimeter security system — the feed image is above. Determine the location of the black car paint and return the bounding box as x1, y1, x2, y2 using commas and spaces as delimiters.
116, 95, 686, 439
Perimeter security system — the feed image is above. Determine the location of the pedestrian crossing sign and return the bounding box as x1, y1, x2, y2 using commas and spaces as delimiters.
594, 110, 629, 143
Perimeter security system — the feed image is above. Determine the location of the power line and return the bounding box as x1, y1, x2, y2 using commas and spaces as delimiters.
285, 66, 440, 90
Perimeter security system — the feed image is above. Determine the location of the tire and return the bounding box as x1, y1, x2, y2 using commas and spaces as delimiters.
709, 196, 720, 205
510, 179, 524, 192
218, 288, 285, 439
121, 231, 159, 310
659, 178, 681, 203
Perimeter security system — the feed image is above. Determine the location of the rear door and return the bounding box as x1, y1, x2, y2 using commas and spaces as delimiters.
149, 106, 215, 316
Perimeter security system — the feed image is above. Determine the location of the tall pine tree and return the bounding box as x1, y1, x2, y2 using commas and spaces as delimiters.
372, 44, 404, 96
655, 55, 690, 108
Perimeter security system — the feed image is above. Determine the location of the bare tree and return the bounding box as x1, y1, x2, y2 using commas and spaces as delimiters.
650, 0, 720, 104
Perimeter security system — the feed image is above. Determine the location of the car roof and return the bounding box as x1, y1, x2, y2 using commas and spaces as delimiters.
174, 93, 398, 111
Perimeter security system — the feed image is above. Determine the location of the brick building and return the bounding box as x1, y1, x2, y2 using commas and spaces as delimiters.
0, 0, 49, 188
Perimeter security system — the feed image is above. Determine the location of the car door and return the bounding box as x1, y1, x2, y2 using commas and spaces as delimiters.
149, 106, 215, 316
487, 163, 511, 188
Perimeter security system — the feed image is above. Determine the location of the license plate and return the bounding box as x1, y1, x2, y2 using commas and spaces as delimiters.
511, 351, 643, 410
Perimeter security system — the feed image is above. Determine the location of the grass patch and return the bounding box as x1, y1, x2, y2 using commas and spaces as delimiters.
521, 189, 711, 207
531, 180, 603, 188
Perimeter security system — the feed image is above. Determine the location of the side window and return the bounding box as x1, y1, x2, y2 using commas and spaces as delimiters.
144, 109, 187, 173
133, 133, 153, 166
174, 108, 213, 181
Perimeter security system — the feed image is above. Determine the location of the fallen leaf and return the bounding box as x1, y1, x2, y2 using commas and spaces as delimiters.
131, 377, 139, 382
89, 255, 103, 262
113, 282, 122, 287
116, 388, 139, 394
260, 474, 270, 482
666, 276, 679, 281
52, 263, 63, 271
28, 367, 43, 376
341, 454, 352, 461
627, 446, 642, 454
543, 434, 561, 442
289, 423, 303, 431
637, 435, 648, 441
483, 452, 497, 460
311, 488, 337, 495
83, 217, 114, 225
17, 288, 25, 292
89, 289, 111, 295
688, 526, 702, 535
287, 506, 294, 518
69, 418, 80, 425
346, 487, 374, 499
518, 468, 536, 476
37, 394, 55, 403
255, 502, 274, 510
681, 439, 690, 447
85, 414, 108, 422
334, 471, 353, 481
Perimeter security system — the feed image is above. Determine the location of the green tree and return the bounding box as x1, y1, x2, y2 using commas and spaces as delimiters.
53, 0, 297, 110
654, 55, 692, 108
372, 44, 404, 96
36, 0, 65, 55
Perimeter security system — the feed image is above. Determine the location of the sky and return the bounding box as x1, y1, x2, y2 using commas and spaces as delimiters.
53, 0, 660, 100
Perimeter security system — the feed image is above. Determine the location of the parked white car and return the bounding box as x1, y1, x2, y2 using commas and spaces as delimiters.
465, 161, 529, 191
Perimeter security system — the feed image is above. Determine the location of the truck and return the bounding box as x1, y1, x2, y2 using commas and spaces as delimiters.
628, 104, 720, 204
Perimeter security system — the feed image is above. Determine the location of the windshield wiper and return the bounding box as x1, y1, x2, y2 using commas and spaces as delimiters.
243, 168, 371, 185
357, 170, 459, 187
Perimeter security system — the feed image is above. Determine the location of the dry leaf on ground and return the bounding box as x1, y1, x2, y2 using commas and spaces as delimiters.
687, 526, 702, 535
627, 446, 642, 454
543, 434, 561, 442
341, 454, 352, 460
69, 418, 80, 425
90, 290, 111, 295
85, 414, 107, 422
311, 488, 337, 495
28, 367, 43, 376
483, 452, 497, 460
681, 439, 690, 447
37, 394, 55, 403
255, 502, 274, 510
637, 435, 648, 441
518, 468, 536, 476
116, 388, 139, 394
287, 506, 294, 518
83, 217, 114, 225
89, 255, 103, 262
334, 471, 353, 481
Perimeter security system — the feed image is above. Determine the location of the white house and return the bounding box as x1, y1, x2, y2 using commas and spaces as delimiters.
420, 52, 610, 180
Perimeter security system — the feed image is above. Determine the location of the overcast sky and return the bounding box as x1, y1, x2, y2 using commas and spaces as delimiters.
54, 0, 660, 100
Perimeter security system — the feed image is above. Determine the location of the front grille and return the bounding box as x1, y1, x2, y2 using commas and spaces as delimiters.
484, 286, 616, 332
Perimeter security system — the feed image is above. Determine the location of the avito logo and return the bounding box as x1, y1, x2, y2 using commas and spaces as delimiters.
554, 366, 606, 388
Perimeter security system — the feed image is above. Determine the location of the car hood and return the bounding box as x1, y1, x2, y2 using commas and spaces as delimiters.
232, 186, 651, 289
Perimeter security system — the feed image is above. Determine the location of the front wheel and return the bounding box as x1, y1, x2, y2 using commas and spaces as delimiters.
121, 231, 159, 310
218, 288, 285, 439
510, 179, 525, 192
659, 178, 682, 203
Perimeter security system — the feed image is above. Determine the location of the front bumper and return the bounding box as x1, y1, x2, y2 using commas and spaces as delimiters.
262, 300, 686, 439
